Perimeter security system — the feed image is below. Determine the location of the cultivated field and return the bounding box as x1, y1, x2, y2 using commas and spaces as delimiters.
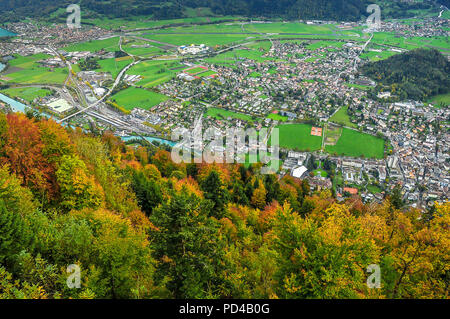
96, 57, 134, 78
2, 54, 68, 85
110, 87, 169, 110
0, 87, 52, 102
126, 60, 187, 88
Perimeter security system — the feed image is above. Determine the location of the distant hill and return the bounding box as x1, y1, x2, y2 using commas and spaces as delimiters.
0, 0, 445, 24
360, 48, 450, 101
0, 0, 427, 23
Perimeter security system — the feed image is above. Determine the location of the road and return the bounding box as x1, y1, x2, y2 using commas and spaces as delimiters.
130, 35, 177, 50
354, 33, 373, 71
59, 59, 140, 123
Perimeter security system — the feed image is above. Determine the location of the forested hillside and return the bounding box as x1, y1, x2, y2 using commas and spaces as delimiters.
0, 0, 445, 23
0, 112, 448, 299
360, 48, 450, 101
0, 0, 395, 23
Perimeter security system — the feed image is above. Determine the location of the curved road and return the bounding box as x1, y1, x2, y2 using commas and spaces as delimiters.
59, 59, 140, 123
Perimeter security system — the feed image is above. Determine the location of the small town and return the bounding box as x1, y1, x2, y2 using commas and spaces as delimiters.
1, 11, 449, 211
0, 0, 449, 303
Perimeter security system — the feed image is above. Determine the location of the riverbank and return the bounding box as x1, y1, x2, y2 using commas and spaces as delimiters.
0, 27, 16, 37
0, 92, 28, 113
121, 135, 176, 147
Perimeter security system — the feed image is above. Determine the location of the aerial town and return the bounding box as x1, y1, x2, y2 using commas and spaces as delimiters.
1, 13, 449, 210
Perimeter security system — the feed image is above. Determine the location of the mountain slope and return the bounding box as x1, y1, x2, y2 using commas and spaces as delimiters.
0, 0, 387, 23
360, 48, 450, 101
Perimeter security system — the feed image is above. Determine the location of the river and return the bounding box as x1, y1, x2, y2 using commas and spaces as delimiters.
0, 27, 16, 37
0, 88, 173, 146
0, 93, 29, 113
121, 135, 177, 147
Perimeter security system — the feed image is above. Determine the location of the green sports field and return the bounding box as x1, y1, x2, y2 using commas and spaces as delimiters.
186, 67, 207, 75
275, 124, 323, 151
325, 128, 384, 159
110, 87, 169, 110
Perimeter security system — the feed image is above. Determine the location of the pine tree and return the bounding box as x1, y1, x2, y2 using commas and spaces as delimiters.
200, 170, 229, 218
150, 188, 226, 298
131, 171, 163, 216
0, 200, 25, 265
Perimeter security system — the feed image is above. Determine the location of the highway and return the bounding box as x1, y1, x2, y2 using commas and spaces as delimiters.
58, 59, 140, 123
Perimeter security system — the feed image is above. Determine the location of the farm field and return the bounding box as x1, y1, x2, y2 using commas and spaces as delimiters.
276, 124, 323, 152
96, 57, 134, 78
151, 21, 335, 35
2, 53, 68, 85
370, 32, 449, 53
244, 22, 335, 34
153, 23, 246, 34
205, 42, 274, 65
360, 50, 399, 61
85, 16, 242, 30
0, 87, 52, 102
329, 106, 357, 128
110, 87, 169, 111
126, 60, 186, 88
7, 53, 50, 68
306, 40, 345, 50
64, 37, 120, 52
205, 107, 253, 121
325, 128, 384, 159
4, 68, 68, 84
143, 33, 255, 47
122, 39, 165, 57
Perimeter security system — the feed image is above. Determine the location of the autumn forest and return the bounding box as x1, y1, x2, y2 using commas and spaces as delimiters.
0, 112, 448, 299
